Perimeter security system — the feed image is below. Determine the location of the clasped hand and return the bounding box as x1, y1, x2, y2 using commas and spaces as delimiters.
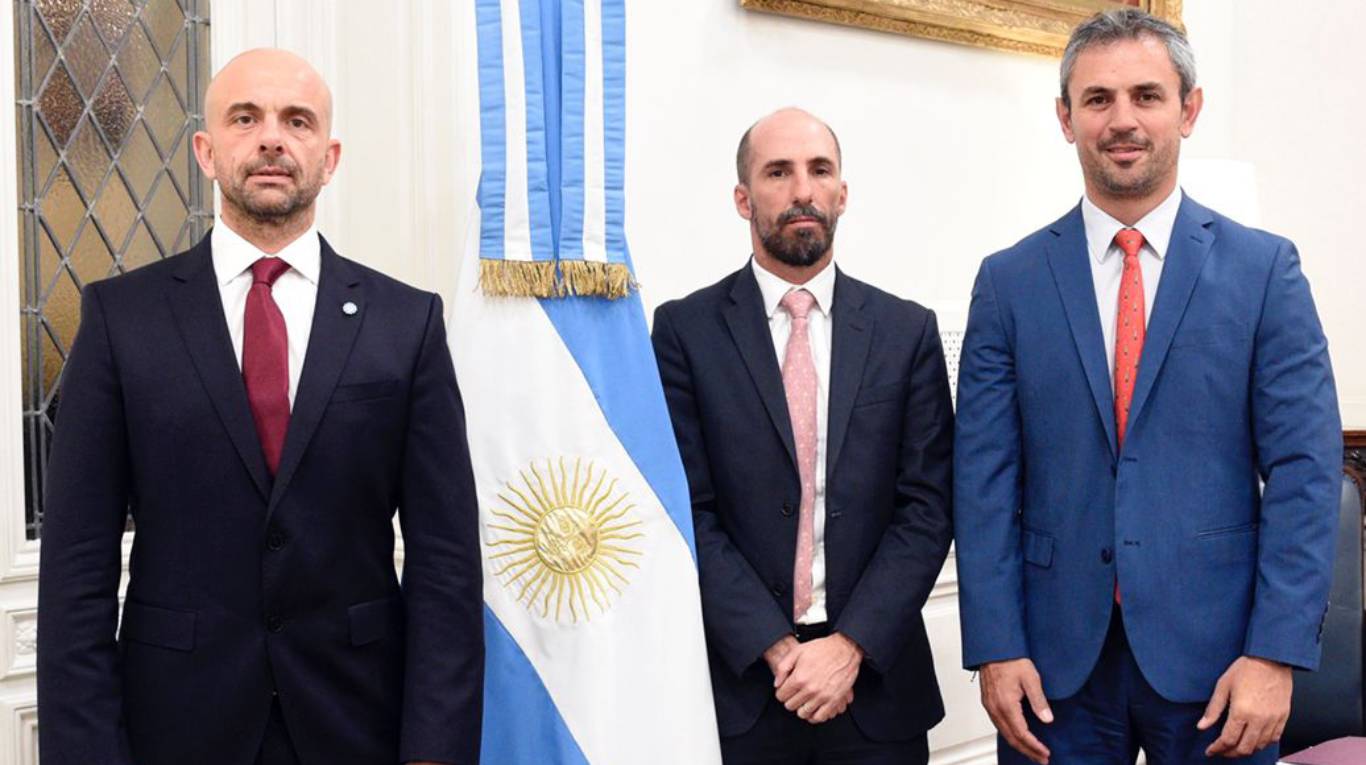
763, 632, 863, 724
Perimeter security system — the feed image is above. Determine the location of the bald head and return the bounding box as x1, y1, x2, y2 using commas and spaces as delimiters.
736, 108, 842, 184
205, 48, 335, 135
193, 48, 341, 250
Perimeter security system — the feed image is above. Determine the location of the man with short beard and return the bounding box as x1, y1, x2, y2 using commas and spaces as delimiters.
37, 49, 483, 765
652, 108, 954, 764
954, 9, 1340, 765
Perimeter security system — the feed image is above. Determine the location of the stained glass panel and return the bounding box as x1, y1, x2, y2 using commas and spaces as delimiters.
16, 0, 212, 539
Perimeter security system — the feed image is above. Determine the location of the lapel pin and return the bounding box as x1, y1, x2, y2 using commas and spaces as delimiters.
342, 301, 358, 316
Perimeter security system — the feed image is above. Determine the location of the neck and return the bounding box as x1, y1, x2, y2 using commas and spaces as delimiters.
752, 248, 834, 285
1086, 176, 1177, 228
220, 202, 316, 255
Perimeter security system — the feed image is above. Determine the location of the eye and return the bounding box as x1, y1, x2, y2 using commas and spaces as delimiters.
1086, 94, 1109, 106
232, 114, 255, 125
768, 168, 787, 178
288, 117, 309, 129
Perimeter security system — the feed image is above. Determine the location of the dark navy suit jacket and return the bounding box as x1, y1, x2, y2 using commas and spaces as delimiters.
652, 264, 954, 742
954, 196, 1342, 703
37, 235, 484, 764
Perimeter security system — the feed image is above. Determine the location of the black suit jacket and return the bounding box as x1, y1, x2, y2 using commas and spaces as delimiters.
651, 264, 953, 741
37, 234, 483, 765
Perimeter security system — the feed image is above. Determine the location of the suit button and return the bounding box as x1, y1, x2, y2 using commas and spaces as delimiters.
771, 583, 787, 596
781, 503, 794, 517
1100, 547, 1114, 564
267, 615, 284, 633
267, 529, 286, 551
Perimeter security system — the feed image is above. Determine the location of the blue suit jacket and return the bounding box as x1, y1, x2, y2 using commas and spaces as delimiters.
37, 235, 484, 764
653, 265, 954, 740
954, 195, 1341, 703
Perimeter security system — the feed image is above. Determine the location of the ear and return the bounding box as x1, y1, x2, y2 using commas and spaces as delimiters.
191, 130, 217, 179
734, 183, 753, 221
1055, 97, 1077, 144
320, 139, 342, 185
836, 180, 848, 217
1179, 86, 1204, 138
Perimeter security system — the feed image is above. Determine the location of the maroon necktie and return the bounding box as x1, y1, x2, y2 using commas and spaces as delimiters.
243, 257, 292, 475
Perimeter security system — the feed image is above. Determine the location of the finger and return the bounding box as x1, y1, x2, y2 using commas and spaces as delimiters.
1022, 673, 1054, 725
1232, 715, 1266, 758
1206, 717, 1246, 757
774, 672, 805, 704
774, 649, 800, 688
782, 683, 817, 712
1003, 702, 1051, 764
1198, 675, 1232, 731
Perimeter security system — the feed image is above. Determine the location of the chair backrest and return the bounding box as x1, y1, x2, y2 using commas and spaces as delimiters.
1283, 471, 1365, 750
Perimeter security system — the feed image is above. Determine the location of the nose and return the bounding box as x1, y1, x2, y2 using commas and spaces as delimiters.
257, 115, 284, 156
1108, 96, 1139, 135
791, 169, 815, 205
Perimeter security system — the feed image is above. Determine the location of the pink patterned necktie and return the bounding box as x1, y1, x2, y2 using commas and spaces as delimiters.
780, 288, 818, 621
1112, 228, 1145, 604
243, 257, 292, 475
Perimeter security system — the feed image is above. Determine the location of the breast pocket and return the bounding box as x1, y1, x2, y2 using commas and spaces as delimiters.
330, 380, 402, 405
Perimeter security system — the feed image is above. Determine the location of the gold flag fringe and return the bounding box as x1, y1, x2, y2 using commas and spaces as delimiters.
479, 259, 636, 300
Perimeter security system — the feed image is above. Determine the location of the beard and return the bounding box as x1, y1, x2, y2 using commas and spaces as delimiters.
755, 203, 838, 268
218, 154, 323, 223
1084, 131, 1178, 198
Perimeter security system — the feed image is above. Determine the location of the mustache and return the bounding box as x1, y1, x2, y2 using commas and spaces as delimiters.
242, 156, 299, 176
776, 205, 829, 227
1099, 132, 1152, 151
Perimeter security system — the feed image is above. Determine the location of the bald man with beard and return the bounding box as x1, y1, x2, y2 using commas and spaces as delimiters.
36, 50, 482, 765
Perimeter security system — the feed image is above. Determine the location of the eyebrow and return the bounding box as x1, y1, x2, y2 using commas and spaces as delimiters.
221, 102, 321, 124
1081, 81, 1167, 97
760, 155, 837, 170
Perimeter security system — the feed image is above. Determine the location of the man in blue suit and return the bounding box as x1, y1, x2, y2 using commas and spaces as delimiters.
653, 108, 954, 764
954, 9, 1341, 765
37, 50, 482, 765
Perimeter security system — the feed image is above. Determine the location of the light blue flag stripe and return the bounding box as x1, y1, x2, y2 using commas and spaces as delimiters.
475, 0, 507, 261
480, 607, 591, 765
520, 0, 557, 262
601, 0, 628, 266
538, 293, 699, 555
557, 0, 587, 261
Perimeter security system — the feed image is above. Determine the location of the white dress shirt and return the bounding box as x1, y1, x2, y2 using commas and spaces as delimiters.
1082, 186, 1183, 382
211, 220, 321, 407
752, 257, 836, 625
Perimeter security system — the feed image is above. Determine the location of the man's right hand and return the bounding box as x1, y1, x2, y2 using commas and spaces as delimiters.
763, 635, 800, 683
979, 657, 1054, 765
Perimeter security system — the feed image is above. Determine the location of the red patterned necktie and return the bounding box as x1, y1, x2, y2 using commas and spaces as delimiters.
243, 257, 292, 475
780, 289, 818, 621
1112, 228, 1145, 604
1113, 228, 1146, 449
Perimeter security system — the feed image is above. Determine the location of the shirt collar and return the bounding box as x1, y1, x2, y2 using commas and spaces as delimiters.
751, 256, 836, 319
1081, 185, 1183, 264
211, 217, 322, 287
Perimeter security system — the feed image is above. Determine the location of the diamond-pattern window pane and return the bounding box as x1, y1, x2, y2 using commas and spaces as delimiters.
15, 0, 212, 539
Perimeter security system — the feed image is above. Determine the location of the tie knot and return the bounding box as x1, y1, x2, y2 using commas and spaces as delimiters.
781, 288, 816, 320
251, 257, 291, 287
1114, 228, 1145, 261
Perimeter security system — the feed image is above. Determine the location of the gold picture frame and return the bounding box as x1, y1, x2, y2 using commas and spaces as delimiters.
738, 0, 1184, 58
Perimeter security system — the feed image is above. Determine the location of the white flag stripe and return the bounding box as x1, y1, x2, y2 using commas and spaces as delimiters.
500, 0, 536, 262
581, 0, 609, 264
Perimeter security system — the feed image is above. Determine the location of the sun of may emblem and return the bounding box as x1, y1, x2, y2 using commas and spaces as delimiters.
486, 458, 644, 623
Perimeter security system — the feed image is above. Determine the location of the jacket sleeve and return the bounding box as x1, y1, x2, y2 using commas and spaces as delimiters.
397, 294, 485, 765
1242, 241, 1342, 670
833, 310, 955, 672
37, 283, 136, 764
953, 258, 1031, 669
652, 303, 792, 677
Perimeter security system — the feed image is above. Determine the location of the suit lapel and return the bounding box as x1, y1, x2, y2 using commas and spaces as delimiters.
1046, 205, 1119, 459
267, 236, 365, 516
167, 237, 272, 501
722, 266, 797, 471
1124, 197, 1215, 439
825, 269, 870, 484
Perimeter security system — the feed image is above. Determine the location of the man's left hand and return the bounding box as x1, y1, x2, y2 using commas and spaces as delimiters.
774, 632, 863, 724
1198, 655, 1293, 758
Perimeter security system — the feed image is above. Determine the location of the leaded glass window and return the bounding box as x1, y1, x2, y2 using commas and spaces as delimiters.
14, 0, 212, 539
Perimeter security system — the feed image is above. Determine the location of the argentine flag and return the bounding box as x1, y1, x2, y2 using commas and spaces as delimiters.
448, 1, 721, 762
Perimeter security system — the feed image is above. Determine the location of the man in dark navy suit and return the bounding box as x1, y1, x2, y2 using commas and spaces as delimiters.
37, 49, 482, 765
653, 108, 954, 764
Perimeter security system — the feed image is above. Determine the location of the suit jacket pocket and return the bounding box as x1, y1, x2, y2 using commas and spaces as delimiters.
1196, 523, 1258, 564
852, 379, 906, 409
349, 595, 404, 647
1170, 321, 1249, 350
331, 380, 401, 404
121, 601, 197, 651
1022, 529, 1054, 568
